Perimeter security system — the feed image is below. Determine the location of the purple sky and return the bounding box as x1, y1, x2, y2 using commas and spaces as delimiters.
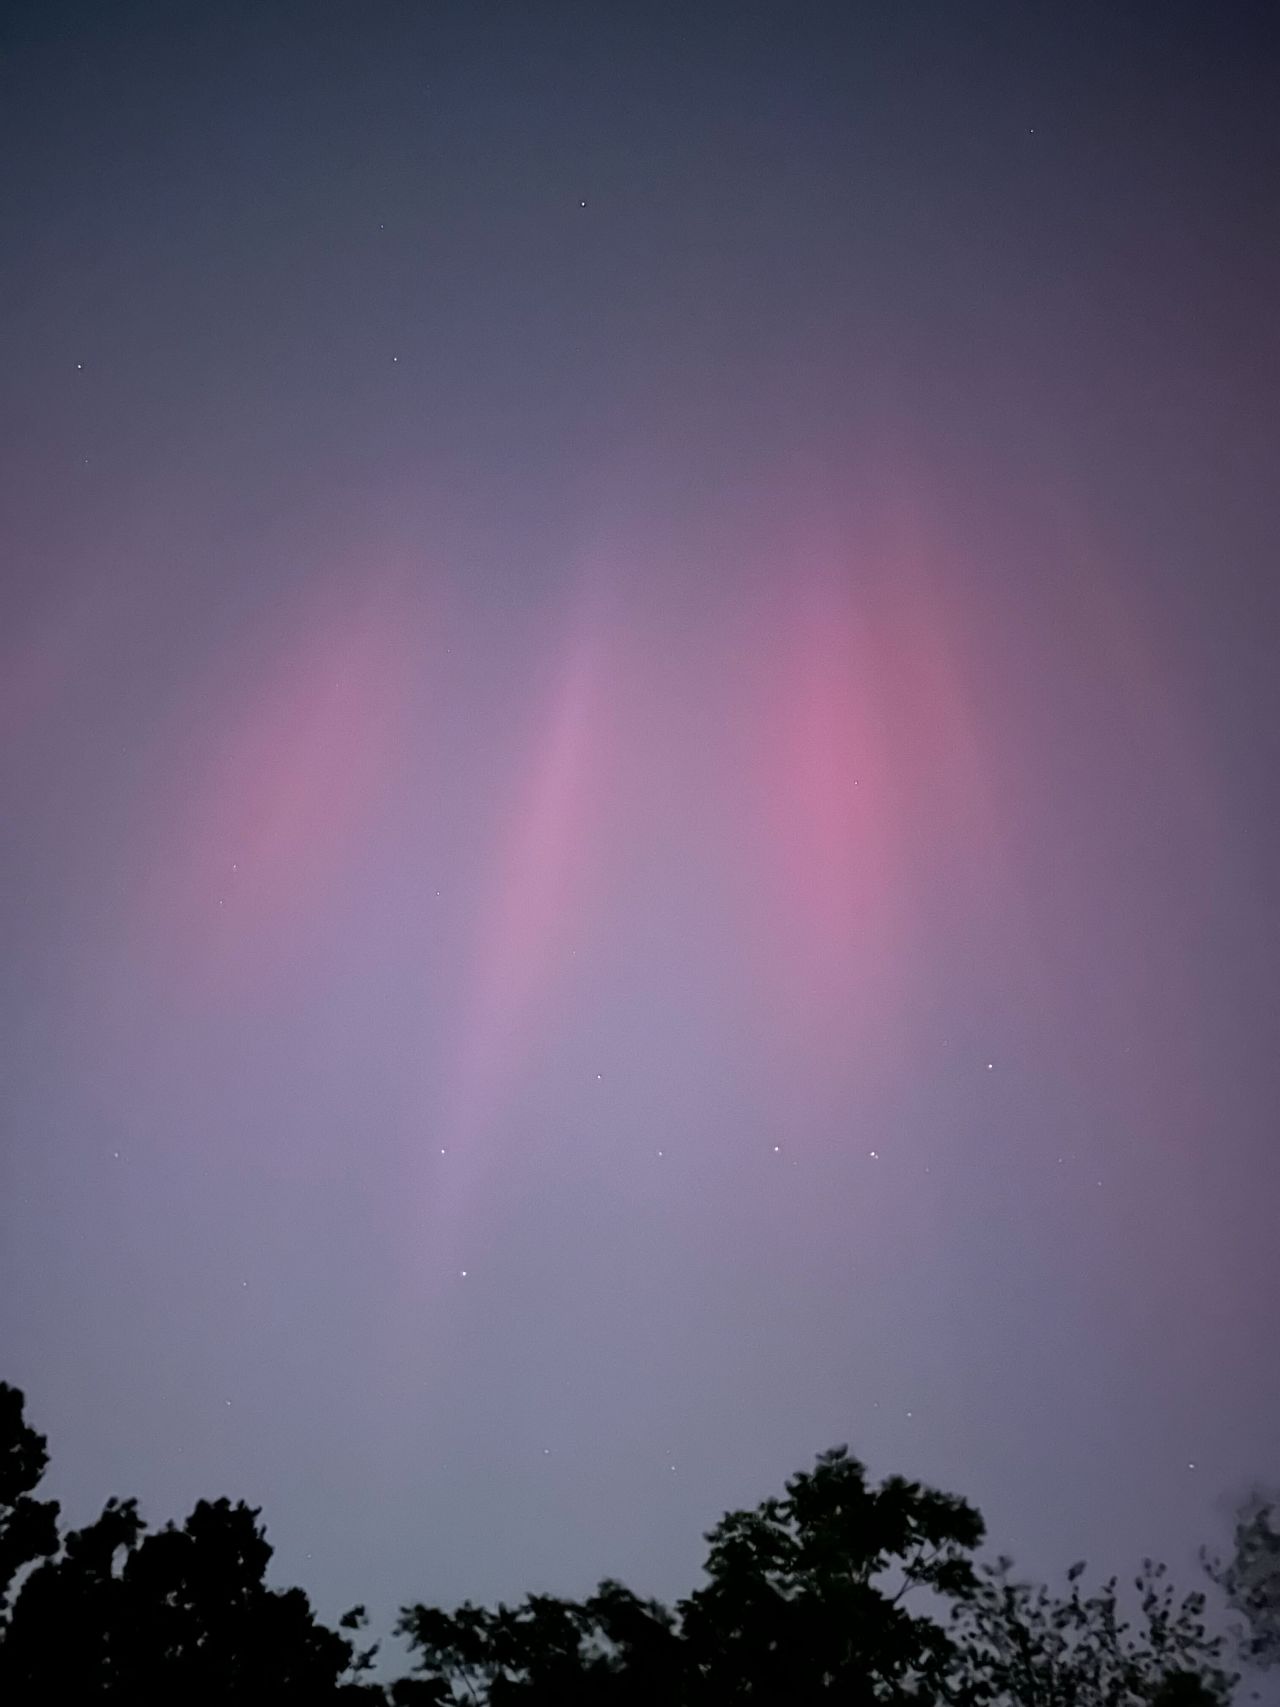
1, 0, 1277, 1658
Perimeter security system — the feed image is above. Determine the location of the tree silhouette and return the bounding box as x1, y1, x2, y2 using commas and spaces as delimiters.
0, 1382, 60, 1613
396, 1446, 986, 1704
0, 1383, 378, 1703
395, 1449, 1242, 1706
396, 1579, 682, 1705
948, 1554, 1237, 1707
676, 1445, 984, 1703
1204, 1489, 1280, 1672
0, 1377, 1250, 1704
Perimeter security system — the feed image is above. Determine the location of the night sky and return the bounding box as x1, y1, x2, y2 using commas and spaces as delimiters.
2, 0, 1278, 1660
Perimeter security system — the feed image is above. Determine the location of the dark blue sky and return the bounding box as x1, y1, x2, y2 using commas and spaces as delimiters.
1, 0, 1277, 1659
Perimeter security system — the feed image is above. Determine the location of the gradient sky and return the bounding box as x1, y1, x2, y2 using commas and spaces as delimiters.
2, 0, 1278, 1666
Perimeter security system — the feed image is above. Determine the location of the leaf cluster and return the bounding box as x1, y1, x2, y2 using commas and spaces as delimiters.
1203, 1491, 1280, 1670
949, 1553, 1238, 1707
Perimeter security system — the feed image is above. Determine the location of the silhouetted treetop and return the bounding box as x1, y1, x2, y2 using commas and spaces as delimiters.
0, 1383, 377, 1704
1204, 1488, 1280, 1672
0, 1382, 60, 1611
0, 1377, 1253, 1705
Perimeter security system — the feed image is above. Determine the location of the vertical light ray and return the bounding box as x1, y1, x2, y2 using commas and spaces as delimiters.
426, 586, 615, 1259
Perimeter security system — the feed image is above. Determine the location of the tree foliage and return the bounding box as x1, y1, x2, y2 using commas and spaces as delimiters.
393, 1449, 1238, 1707
1204, 1489, 1280, 1671
396, 1447, 986, 1704
0, 1377, 1254, 1705
675, 1445, 985, 1703
0, 1384, 377, 1704
949, 1554, 1237, 1707
0, 1382, 60, 1614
